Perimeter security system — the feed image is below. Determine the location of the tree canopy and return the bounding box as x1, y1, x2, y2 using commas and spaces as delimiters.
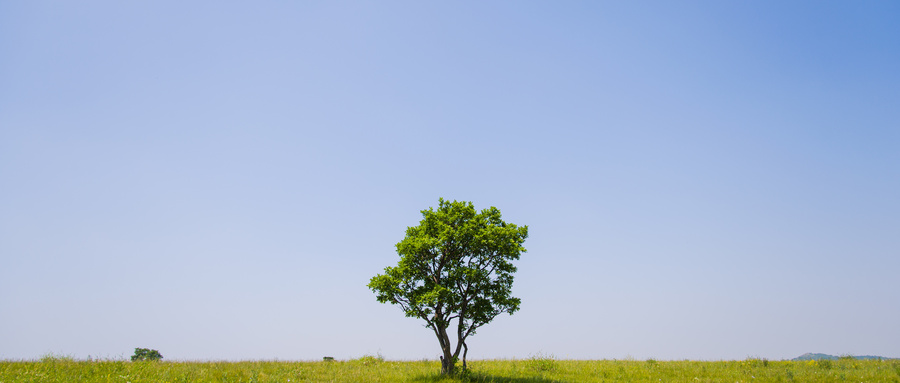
368, 198, 528, 375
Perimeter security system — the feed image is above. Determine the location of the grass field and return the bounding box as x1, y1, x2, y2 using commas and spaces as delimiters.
2, 355, 898, 382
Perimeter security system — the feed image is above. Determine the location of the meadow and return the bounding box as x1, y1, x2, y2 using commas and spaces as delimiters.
2, 355, 898, 382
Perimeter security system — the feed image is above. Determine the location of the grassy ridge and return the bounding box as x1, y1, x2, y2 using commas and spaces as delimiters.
2, 357, 899, 382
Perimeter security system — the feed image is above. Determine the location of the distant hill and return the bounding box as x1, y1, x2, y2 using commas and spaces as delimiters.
792, 353, 894, 361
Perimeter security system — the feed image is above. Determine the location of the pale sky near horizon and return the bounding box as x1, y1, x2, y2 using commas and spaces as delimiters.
2, 1, 898, 362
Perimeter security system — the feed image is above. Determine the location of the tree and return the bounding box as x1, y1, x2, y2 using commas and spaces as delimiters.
368, 198, 528, 375
130, 348, 163, 361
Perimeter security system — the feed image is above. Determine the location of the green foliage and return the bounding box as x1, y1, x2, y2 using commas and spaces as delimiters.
131, 348, 163, 362
368, 199, 528, 375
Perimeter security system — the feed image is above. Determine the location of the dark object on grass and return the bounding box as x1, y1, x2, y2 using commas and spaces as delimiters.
323, 356, 334, 361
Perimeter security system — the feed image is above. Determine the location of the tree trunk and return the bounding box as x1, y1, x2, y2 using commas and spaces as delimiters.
440, 354, 455, 375
438, 328, 455, 375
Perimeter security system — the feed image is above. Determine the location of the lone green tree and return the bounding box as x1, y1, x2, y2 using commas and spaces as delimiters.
368, 199, 528, 375
130, 348, 162, 361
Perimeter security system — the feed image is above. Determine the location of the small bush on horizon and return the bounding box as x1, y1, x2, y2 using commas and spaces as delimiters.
131, 348, 163, 362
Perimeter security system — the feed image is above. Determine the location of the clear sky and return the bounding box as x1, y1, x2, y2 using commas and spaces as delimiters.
1, 1, 898, 362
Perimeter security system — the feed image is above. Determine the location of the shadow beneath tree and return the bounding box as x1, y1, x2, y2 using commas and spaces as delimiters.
411, 371, 565, 383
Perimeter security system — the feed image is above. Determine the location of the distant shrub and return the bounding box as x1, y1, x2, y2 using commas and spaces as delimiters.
131, 348, 163, 362
816, 359, 833, 369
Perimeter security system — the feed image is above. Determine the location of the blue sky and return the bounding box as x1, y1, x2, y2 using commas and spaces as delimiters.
1, 1, 898, 361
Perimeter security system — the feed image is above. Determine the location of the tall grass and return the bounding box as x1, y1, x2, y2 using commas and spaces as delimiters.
1, 357, 897, 382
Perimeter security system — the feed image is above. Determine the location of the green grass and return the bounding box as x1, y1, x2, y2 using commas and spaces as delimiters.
2, 356, 898, 382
